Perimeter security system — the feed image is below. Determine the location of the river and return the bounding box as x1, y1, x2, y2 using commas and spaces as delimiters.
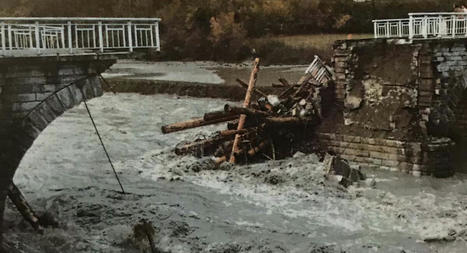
4, 93, 467, 253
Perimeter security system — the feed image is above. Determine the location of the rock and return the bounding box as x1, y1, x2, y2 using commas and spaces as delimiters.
323, 154, 365, 188
344, 94, 363, 110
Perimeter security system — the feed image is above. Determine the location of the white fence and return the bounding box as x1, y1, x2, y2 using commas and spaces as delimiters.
0, 17, 161, 54
373, 13, 467, 40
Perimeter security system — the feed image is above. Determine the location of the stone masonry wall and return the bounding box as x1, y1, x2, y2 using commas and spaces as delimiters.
325, 39, 467, 177
318, 133, 455, 177
0, 55, 116, 243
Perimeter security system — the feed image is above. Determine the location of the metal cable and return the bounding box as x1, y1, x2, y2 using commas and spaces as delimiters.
81, 88, 126, 194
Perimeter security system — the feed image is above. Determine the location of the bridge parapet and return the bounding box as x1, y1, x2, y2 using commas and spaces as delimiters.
0, 17, 160, 57
374, 12, 467, 40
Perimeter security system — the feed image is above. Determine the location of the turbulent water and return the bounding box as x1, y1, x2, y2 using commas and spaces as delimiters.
4, 93, 467, 253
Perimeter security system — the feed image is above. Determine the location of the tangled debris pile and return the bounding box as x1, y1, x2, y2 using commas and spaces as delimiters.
161, 56, 336, 167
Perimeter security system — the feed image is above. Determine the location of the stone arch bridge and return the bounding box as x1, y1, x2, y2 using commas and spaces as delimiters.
0, 17, 160, 246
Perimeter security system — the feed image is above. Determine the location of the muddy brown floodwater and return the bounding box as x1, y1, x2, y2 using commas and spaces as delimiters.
4, 93, 467, 253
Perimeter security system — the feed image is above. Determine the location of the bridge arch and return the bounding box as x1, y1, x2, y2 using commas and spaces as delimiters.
0, 55, 116, 244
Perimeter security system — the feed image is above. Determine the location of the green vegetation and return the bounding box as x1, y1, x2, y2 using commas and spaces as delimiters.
1, 0, 463, 64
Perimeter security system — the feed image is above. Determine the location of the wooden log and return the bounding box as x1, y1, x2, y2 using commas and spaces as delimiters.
161, 115, 237, 134
7, 182, 43, 233
293, 73, 314, 97
278, 78, 292, 87
279, 85, 297, 99
175, 135, 231, 155
235, 78, 268, 97
264, 116, 313, 125
230, 58, 261, 163
224, 104, 271, 118
247, 140, 270, 157
219, 129, 249, 136
203, 110, 237, 121
214, 156, 227, 166
272, 83, 285, 88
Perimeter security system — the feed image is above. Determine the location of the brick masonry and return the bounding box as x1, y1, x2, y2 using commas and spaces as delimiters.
0, 55, 116, 241
327, 38, 467, 177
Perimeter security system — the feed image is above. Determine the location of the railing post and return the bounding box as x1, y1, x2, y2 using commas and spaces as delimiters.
67, 21, 73, 53
373, 21, 377, 38
98, 21, 104, 52
35, 21, 41, 52
127, 21, 133, 52
452, 15, 457, 38
409, 15, 414, 40
386, 22, 391, 38
1, 23, 5, 52
398, 20, 402, 37
464, 14, 467, 37
422, 16, 428, 38
155, 21, 160, 51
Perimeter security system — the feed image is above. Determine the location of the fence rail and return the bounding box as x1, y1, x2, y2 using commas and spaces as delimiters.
0, 17, 161, 55
373, 12, 467, 40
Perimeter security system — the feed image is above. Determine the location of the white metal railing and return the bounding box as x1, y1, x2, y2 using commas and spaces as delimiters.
373, 12, 467, 40
0, 17, 161, 55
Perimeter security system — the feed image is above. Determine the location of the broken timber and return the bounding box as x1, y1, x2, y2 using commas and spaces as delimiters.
230, 58, 261, 164
162, 56, 333, 167
7, 182, 43, 233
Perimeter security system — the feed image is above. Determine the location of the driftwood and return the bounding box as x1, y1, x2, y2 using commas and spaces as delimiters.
224, 104, 271, 118
7, 183, 43, 233
264, 116, 312, 125
164, 56, 332, 167
230, 58, 260, 164
203, 110, 237, 121
278, 78, 292, 87
175, 135, 230, 155
247, 140, 270, 157
235, 78, 268, 97
161, 115, 237, 134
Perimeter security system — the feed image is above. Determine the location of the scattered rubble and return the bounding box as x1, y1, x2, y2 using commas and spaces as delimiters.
323, 153, 366, 188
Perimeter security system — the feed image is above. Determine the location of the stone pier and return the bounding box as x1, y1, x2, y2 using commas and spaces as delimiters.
318, 38, 467, 177
0, 55, 116, 243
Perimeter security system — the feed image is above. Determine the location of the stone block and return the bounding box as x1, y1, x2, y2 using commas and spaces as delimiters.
6, 93, 36, 102
26, 111, 48, 131
45, 94, 65, 115
56, 87, 75, 109
2, 83, 43, 94
11, 101, 40, 112
419, 79, 434, 91
35, 103, 57, 123
42, 84, 58, 92
20, 118, 41, 139
67, 85, 84, 106
35, 92, 53, 101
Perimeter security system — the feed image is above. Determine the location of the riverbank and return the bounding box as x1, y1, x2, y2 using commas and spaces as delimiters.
102, 60, 307, 99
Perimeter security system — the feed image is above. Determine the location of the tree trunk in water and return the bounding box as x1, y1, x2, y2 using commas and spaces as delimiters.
230, 58, 260, 164
161, 115, 237, 134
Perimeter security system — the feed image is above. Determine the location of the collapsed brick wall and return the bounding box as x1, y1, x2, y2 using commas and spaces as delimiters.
323, 39, 467, 177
